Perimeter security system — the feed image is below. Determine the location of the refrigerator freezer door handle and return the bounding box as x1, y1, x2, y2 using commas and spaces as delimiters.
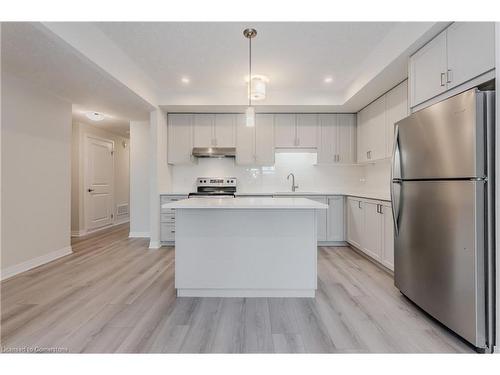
391, 124, 401, 180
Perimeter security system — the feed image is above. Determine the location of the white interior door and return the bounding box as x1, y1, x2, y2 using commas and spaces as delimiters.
85, 136, 114, 231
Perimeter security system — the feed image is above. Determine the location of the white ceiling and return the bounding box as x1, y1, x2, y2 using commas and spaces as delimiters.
2, 22, 153, 135
72, 106, 131, 137
3, 22, 444, 123
94, 22, 400, 107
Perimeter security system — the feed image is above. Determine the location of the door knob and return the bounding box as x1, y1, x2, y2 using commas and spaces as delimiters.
88, 188, 95, 192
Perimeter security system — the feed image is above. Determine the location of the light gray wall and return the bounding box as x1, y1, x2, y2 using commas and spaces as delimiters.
129, 121, 150, 237
1, 72, 72, 273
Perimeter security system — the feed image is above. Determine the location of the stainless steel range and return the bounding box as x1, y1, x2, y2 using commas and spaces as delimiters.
188, 177, 237, 198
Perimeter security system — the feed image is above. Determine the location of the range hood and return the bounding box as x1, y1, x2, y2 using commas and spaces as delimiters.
192, 147, 236, 158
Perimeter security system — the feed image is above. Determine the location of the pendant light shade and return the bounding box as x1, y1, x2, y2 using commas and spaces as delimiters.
245, 106, 255, 127
250, 76, 266, 101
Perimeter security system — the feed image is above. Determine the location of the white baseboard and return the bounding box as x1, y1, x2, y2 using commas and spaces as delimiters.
72, 219, 130, 238
1, 246, 73, 281
129, 231, 150, 238
149, 240, 161, 249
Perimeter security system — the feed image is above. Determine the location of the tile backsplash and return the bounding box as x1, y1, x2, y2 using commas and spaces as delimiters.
171, 152, 391, 193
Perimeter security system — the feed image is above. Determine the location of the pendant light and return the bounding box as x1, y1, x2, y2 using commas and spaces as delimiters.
243, 28, 257, 127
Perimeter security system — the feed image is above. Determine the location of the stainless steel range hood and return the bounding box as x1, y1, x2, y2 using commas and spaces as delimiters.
192, 147, 236, 158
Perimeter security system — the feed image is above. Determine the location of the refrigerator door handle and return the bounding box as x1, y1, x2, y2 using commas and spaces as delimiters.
391, 181, 401, 236
391, 123, 402, 236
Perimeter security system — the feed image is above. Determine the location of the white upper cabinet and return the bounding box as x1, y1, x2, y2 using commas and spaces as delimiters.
409, 31, 447, 107
357, 95, 387, 163
296, 114, 318, 148
446, 22, 495, 90
214, 114, 236, 147
336, 114, 356, 164
410, 22, 495, 108
368, 95, 387, 161
167, 114, 194, 165
235, 114, 256, 165
356, 108, 368, 163
193, 114, 235, 148
385, 80, 408, 158
274, 114, 296, 148
193, 114, 215, 148
255, 114, 275, 166
235, 114, 274, 166
357, 80, 408, 163
317, 114, 336, 164
274, 114, 318, 148
318, 114, 356, 165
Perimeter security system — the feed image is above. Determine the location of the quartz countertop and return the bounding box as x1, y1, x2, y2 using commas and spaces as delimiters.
160, 190, 391, 202
162, 197, 328, 210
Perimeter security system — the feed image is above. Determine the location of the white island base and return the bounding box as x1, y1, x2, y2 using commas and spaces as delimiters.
167, 197, 326, 298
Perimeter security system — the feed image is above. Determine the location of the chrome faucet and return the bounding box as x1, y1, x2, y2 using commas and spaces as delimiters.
287, 173, 299, 192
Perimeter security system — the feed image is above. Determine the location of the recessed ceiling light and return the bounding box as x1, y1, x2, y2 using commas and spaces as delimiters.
324, 76, 333, 83
85, 111, 105, 122
181, 77, 190, 84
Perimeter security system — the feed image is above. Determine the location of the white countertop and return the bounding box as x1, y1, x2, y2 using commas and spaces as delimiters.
160, 190, 391, 202
162, 197, 328, 210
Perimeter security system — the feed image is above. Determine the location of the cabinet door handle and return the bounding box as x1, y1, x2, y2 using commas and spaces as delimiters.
446, 69, 452, 84
379, 205, 383, 214
358, 201, 362, 209
440, 72, 446, 87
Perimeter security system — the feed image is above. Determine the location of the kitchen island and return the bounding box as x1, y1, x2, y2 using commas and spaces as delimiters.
162, 197, 328, 298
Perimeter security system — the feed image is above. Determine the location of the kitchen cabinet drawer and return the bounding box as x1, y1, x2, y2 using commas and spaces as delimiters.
160, 223, 176, 242
160, 195, 187, 213
160, 213, 175, 223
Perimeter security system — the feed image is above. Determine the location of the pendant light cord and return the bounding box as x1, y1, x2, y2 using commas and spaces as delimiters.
248, 35, 252, 107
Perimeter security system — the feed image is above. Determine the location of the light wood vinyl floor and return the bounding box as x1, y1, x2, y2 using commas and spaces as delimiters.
0, 223, 474, 353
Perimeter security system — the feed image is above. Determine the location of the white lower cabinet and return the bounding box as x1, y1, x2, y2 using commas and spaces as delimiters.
380, 202, 394, 270
160, 195, 188, 242
308, 196, 327, 241
274, 194, 344, 243
347, 196, 394, 271
327, 196, 344, 241
362, 201, 383, 261
347, 197, 364, 249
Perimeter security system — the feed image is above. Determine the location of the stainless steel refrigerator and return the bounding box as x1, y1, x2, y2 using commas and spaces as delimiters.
392, 88, 495, 351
